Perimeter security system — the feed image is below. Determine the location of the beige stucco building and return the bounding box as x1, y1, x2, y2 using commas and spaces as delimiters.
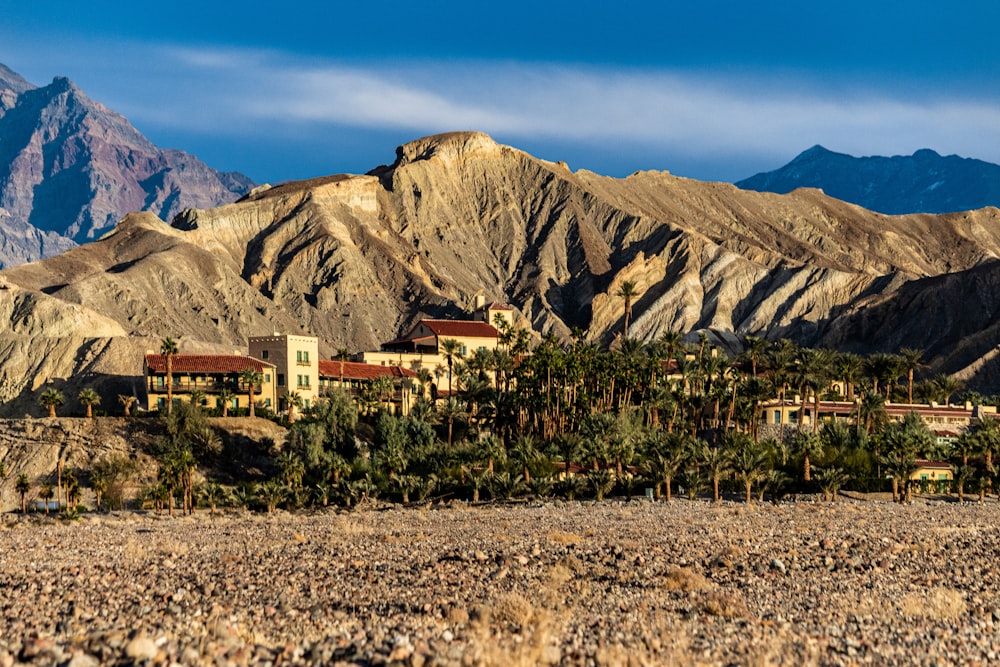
143, 353, 276, 414
358, 318, 501, 391
248, 334, 320, 411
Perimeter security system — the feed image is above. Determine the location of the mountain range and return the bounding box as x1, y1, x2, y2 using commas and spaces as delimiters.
737, 145, 1000, 215
3, 130, 1000, 417
0, 63, 253, 268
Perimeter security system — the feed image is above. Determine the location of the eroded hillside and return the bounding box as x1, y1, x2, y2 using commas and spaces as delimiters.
2, 131, 1000, 414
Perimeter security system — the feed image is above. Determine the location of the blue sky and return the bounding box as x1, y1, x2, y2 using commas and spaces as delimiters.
1, 1, 998, 185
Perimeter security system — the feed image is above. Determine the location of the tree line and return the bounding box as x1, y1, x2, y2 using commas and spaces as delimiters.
13, 327, 1000, 514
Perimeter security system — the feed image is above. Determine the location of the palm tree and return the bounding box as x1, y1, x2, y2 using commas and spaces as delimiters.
438, 397, 467, 447
617, 280, 638, 339
15, 473, 30, 513
510, 434, 540, 484
791, 431, 823, 482
217, 388, 235, 417
240, 368, 264, 417
699, 440, 731, 504
898, 348, 924, 405
440, 338, 463, 397
39, 388, 64, 418
730, 439, 769, 504
256, 480, 285, 513
276, 452, 306, 489
63, 469, 81, 509
0, 461, 6, 511
833, 352, 864, 401
160, 337, 179, 415
198, 482, 228, 516
78, 388, 101, 418
38, 483, 54, 514
932, 374, 964, 406
587, 469, 616, 501
118, 394, 136, 417
853, 390, 887, 437
372, 375, 396, 409
555, 433, 583, 481
90, 471, 107, 512
188, 389, 206, 411
286, 391, 303, 424
972, 416, 1000, 496
814, 467, 850, 502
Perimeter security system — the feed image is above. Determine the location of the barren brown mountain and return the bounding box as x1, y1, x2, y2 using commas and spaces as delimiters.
1, 131, 1000, 416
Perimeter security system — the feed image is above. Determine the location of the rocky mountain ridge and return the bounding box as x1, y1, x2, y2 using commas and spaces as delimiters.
2, 131, 1000, 416
737, 145, 1000, 215
0, 63, 254, 268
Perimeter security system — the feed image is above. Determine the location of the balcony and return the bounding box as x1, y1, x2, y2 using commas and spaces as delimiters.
148, 380, 262, 394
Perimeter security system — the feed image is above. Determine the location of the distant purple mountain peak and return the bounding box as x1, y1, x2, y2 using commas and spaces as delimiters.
737, 147, 1000, 215
0, 63, 254, 268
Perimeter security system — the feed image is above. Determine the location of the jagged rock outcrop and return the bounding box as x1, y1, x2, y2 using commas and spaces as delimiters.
0, 63, 254, 267
737, 145, 1000, 215
4, 131, 1000, 416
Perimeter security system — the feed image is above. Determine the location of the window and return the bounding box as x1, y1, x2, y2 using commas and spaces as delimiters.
261, 350, 269, 360
264, 373, 271, 383
296, 350, 310, 364
277, 374, 285, 387
304, 399, 310, 409
157, 376, 164, 388
264, 398, 271, 407
459, 345, 467, 356
157, 397, 166, 409
773, 410, 780, 424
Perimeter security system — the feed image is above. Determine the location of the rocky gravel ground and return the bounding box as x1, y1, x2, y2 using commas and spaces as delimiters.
2, 498, 1000, 666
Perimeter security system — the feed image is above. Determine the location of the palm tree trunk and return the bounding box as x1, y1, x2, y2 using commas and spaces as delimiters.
166, 354, 173, 415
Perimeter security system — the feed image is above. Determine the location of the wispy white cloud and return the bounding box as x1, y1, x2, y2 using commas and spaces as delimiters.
6, 38, 1000, 177
138, 46, 1000, 167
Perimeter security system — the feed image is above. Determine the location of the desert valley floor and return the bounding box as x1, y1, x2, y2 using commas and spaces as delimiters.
2, 498, 999, 666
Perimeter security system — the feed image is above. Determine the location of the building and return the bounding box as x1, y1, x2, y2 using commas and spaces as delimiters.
760, 397, 997, 437
143, 353, 276, 413
381, 319, 501, 357
248, 334, 319, 412
359, 317, 503, 389
911, 460, 953, 491
318, 360, 419, 415
471, 300, 514, 330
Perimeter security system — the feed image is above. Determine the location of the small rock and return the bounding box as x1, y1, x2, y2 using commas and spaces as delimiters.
124, 636, 158, 662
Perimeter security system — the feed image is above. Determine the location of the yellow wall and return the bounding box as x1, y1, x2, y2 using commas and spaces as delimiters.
144, 370, 276, 413
249, 334, 319, 409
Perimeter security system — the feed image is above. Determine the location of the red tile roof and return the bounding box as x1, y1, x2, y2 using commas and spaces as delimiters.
915, 460, 952, 470
420, 319, 499, 338
145, 354, 274, 374
382, 334, 436, 348
318, 360, 417, 380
